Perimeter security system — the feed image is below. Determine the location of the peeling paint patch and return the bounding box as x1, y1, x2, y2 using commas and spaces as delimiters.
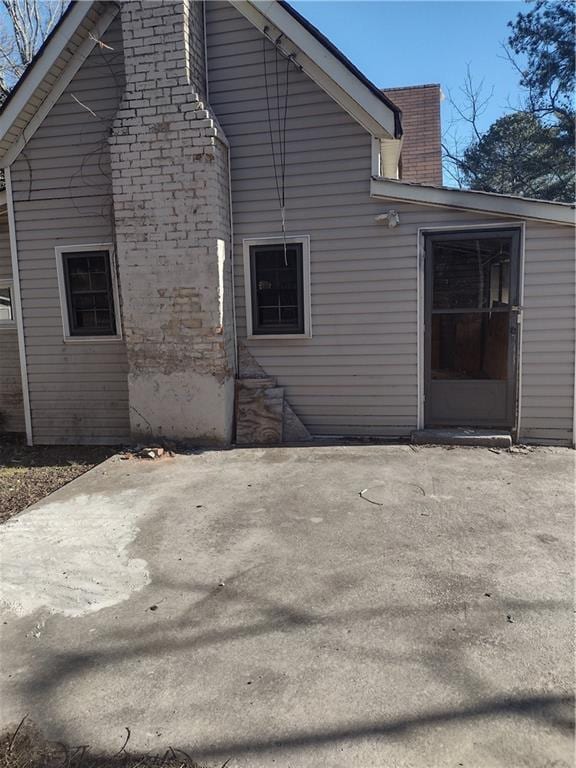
0, 492, 150, 618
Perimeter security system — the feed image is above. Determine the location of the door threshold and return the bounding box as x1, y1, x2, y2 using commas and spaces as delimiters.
412, 428, 512, 448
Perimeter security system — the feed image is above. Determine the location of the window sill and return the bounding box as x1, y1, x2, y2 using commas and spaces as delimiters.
247, 333, 312, 340
0, 322, 17, 329
63, 335, 123, 344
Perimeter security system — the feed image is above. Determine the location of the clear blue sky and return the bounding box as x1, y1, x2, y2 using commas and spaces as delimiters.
289, 0, 528, 135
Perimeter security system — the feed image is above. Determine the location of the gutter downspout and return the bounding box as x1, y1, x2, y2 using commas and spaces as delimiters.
5, 166, 33, 446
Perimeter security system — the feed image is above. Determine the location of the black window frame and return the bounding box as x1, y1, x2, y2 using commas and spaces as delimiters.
249, 241, 306, 336
61, 249, 118, 338
0, 282, 14, 324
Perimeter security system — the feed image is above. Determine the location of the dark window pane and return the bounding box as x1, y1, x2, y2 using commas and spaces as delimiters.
250, 243, 304, 334
75, 310, 97, 329
89, 272, 108, 291
433, 238, 512, 310
0, 286, 13, 321
63, 251, 117, 336
431, 312, 509, 380
259, 306, 280, 325
73, 294, 95, 310
69, 271, 91, 292
94, 293, 110, 310
281, 306, 298, 322
96, 310, 112, 327
279, 289, 298, 304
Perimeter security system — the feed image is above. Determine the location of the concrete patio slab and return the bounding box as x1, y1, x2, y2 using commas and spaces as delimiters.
0, 444, 574, 767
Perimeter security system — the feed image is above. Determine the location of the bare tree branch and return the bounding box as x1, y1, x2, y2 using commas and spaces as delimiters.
0, 0, 67, 101
442, 66, 496, 188
447, 65, 495, 142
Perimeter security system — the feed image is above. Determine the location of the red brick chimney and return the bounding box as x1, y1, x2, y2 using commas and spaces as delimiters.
382, 84, 443, 185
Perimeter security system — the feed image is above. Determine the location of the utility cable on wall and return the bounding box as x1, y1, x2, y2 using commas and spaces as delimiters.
263, 30, 294, 265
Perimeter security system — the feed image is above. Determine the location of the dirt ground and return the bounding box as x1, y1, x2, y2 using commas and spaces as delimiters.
0, 717, 208, 768
0, 435, 116, 523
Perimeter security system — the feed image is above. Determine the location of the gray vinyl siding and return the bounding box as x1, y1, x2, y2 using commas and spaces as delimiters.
206, 2, 500, 437
0, 217, 25, 433
7, 2, 571, 445
9, 15, 130, 445
206, 0, 416, 436
519, 222, 575, 445
207, 1, 574, 443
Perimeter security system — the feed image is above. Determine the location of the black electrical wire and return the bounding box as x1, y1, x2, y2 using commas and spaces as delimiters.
263, 33, 291, 264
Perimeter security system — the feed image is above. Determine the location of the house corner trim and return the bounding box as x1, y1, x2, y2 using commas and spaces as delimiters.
5, 166, 33, 445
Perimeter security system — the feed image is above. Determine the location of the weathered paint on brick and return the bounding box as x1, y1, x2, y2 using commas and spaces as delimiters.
109, 0, 235, 444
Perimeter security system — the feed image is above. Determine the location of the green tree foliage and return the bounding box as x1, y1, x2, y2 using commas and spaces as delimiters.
445, 0, 575, 202
508, 0, 575, 147
459, 112, 574, 201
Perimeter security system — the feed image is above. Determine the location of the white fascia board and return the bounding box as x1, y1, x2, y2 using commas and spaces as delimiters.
231, 0, 397, 140
0, 1, 101, 167
1, 3, 119, 169
371, 177, 576, 227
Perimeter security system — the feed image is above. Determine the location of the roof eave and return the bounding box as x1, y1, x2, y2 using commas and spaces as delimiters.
0, 1, 96, 165
233, 0, 400, 140
370, 177, 576, 227
1, 0, 402, 168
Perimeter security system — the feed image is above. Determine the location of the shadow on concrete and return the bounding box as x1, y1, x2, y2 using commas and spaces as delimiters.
159, 694, 575, 761
5, 694, 573, 766
12, 567, 574, 762
23, 570, 572, 692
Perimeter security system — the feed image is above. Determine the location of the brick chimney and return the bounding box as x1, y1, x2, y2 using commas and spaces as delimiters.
382, 84, 443, 185
109, 0, 235, 445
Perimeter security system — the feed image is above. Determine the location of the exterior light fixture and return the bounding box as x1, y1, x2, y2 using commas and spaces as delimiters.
375, 210, 400, 228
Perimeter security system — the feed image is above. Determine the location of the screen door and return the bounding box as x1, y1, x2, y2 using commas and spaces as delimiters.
424, 229, 521, 428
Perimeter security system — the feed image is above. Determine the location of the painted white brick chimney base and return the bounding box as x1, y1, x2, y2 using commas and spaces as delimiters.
109, 0, 235, 444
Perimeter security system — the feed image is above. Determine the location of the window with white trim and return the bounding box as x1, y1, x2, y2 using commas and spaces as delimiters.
56, 245, 121, 341
0, 281, 15, 325
243, 237, 311, 338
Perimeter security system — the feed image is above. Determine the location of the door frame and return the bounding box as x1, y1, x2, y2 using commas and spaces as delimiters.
416, 222, 525, 437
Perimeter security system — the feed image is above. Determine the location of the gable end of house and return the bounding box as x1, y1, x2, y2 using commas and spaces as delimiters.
0, 0, 573, 449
